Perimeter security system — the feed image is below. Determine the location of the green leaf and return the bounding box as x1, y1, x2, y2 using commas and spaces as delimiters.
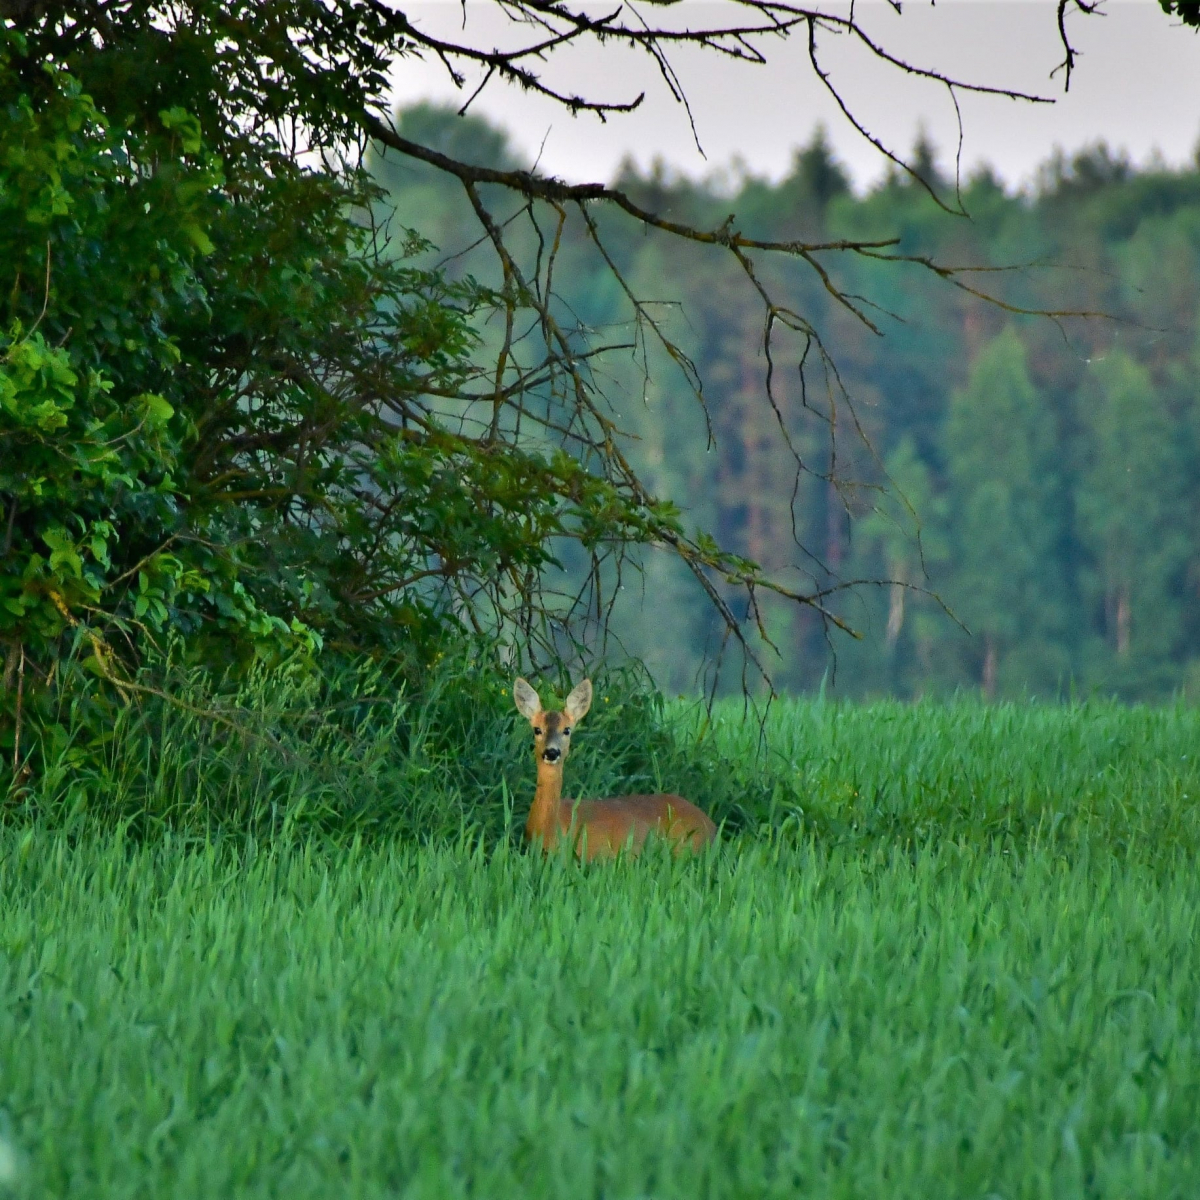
158, 106, 204, 154
138, 392, 175, 428
181, 221, 215, 256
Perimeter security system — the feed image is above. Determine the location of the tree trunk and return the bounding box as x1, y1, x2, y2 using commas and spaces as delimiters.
982, 635, 997, 700
885, 578, 906, 648
1116, 584, 1131, 656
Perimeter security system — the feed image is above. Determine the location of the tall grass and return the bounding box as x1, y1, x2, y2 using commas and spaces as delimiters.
12, 656, 1200, 866
2, 825, 1199, 1198
6, 669, 1200, 1194
693, 697, 1200, 863
7, 655, 774, 841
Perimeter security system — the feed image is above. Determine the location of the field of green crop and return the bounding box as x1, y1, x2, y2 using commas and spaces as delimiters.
3, 699, 1200, 1198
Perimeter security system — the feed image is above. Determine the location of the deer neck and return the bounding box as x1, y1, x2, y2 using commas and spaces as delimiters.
526, 759, 566, 846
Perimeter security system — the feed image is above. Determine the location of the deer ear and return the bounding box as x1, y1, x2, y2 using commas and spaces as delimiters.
564, 678, 593, 723
513, 678, 542, 721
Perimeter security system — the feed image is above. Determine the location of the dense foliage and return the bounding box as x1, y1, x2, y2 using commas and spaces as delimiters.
380, 108, 1200, 700
0, 15, 491, 701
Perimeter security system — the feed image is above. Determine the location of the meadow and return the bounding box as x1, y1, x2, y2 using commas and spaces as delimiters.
3, 688, 1200, 1198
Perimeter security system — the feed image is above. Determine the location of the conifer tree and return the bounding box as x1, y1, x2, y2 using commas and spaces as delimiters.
857, 436, 948, 692
1076, 350, 1189, 694
943, 328, 1069, 696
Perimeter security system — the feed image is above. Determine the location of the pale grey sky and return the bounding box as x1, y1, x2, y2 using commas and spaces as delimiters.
390, 0, 1200, 192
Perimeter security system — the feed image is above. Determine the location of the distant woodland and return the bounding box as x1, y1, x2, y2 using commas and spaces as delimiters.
376, 106, 1200, 701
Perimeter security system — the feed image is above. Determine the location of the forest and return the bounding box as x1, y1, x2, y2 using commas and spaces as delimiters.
378, 105, 1200, 702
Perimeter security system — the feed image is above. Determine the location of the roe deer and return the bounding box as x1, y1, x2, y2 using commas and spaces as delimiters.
513, 677, 717, 860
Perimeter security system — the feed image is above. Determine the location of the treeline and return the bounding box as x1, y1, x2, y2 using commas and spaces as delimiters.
375, 106, 1200, 701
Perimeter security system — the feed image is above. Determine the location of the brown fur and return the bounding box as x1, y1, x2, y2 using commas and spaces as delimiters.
514, 678, 717, 861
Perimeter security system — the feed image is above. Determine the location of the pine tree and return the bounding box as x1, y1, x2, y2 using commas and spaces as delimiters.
856, 436, 949, 693
943, 328, 1070, 695
1075, 350, 1189, 694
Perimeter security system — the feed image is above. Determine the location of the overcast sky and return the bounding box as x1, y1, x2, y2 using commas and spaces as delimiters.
389, 0, 1200, 193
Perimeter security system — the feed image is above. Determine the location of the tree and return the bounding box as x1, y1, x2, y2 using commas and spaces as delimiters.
0, 22, 508, 706
943, 329, 1069, 696
856, 436, 949, 693
1075, 351, 1189, 694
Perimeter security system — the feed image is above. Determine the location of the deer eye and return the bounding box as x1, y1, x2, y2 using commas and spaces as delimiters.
533, 727, 543, 736
563, 727, 571, 735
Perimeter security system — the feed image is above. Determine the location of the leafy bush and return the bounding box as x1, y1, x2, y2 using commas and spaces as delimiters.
0, 26, 499, 704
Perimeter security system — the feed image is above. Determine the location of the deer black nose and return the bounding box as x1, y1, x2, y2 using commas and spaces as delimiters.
542, 746, 561, 763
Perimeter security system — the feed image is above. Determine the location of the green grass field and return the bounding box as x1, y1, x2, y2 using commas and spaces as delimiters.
3, 698, 1200, 1197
